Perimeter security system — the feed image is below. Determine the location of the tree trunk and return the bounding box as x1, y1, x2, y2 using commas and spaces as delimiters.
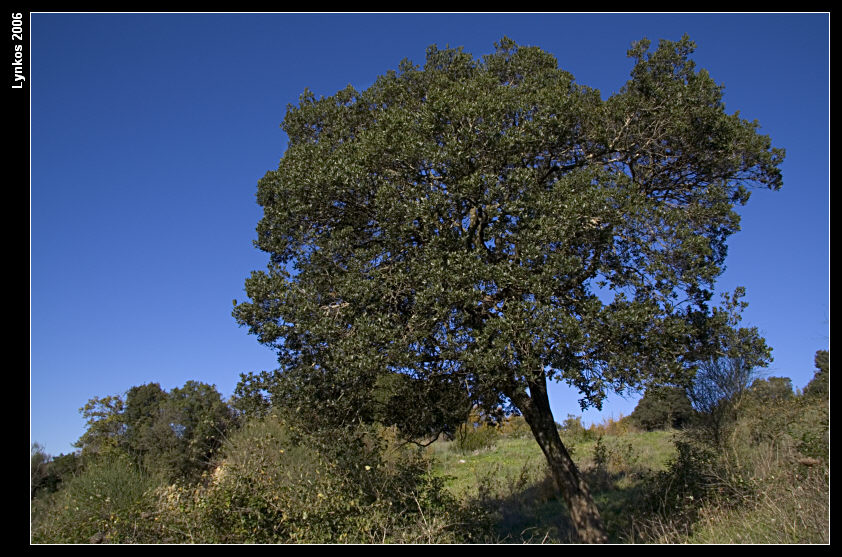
513, 376, 609, 543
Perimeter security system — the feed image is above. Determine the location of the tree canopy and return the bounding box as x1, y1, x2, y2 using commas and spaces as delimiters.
75, 381, 234, 481
748, 376, 794, 403
803, 349, 829, 398
629, 385, 696, 431
233, 36, 783, 542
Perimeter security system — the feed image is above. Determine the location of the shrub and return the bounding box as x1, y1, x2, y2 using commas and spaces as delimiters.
31, 453, 161, 543
498, 414, 532, 439
152, 415, 489, 543
455, 423, 500, 454
736, 388, 829, 464
559, 414, 592, 443
588, 414, 636, 437
452, 407, 503, 454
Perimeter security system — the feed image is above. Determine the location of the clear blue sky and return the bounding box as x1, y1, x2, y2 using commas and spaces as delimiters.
30, 13, 829, 457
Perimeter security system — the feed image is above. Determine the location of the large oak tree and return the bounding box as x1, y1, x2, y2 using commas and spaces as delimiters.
234, 36, 783, 542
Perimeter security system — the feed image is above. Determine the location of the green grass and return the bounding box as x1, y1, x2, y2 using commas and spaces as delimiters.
429, 436, 546, 497
429, 425, 828, 544
427, 428, 679, 542
431, 430, 677, 496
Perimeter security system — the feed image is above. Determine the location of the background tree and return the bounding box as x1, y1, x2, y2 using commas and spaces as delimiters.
234, 36, 783, 542
803, 349, 829, 399
686, 288, 773, 447
74, 394, 127, 460
122, 383, 169, 467
747, 376, 794, 404
74, 381, 234, 482
629, 385, 696, 431
31, 444, 82, 499
31, 443, 52, 498
159, 380, 235, 479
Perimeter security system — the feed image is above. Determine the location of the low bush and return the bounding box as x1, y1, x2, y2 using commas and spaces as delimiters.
30, 453, 161, 543
559, 414, 593, 443
498, 414, 532, 439
455, 423, 501, 454
151, 415, 491, 543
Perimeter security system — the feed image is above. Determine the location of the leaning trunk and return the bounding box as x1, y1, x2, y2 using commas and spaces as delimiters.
514, 377, 608, 543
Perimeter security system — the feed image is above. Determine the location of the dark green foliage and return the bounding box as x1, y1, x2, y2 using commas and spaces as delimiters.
629, 386, 696, 431
31, 445, 81, 499
158, 380, 236, 479
150, 416, 491, 543
803, 349, 829, 398
747, 376, 793, 403
122, 383, 169, 467
234, 365, 382, 431
373, 372, 473, 441
234, 35, 783, 426
233, 36, 783, 542
234, 367, 471, 442
73, 381, 235, 482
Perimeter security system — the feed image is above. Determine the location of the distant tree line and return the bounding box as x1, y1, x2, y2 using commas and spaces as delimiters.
629, 348, 829, 440
32, 380, 235, 499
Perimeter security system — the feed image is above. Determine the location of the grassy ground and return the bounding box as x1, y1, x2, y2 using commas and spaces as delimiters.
426, 428, 679, 543
426, 404, 829, 544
